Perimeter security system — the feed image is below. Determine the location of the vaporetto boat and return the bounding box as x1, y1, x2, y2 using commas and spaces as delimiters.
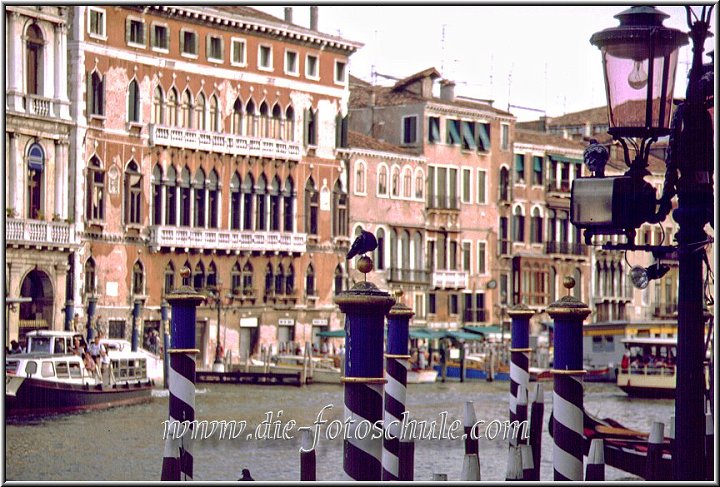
5, 330, 154, 416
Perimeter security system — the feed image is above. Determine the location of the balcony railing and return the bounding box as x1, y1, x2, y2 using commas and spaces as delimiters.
546, 181, 572, 193
426, 195, 461, 210
23, 95, 54, 117
432, 270, 468, 289
545, 241, 587, 256
463, 309, 489, 323
386, 267, 431, 284
6, 218, 76, 248
149, 124, 302, 161
149, 225, 307, 253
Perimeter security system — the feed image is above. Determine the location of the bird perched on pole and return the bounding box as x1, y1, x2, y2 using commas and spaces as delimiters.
238, 468, 254, 481
346, 230, 378, 260
583, 138, 609, 177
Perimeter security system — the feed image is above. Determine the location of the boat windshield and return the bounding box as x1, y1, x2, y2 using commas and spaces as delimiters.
28, 336, 52, 353
624, 343, 676, 368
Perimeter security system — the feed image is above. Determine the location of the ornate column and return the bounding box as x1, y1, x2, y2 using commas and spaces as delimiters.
6, 11, 24, 111
7, 133, 18, 213
54, 140, 65, 219
54, 22, 70, 119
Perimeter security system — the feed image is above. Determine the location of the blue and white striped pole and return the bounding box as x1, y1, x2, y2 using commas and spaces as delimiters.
507, 304, 535, 447
131, 298, 142, 352
161, 300, 170, 390
460, 401, 481, 480
86, 295, 97, 342
161, 273, 205, 481
382, 293, 412, 480
548, 277, 590, 481
335, 280, 394, 481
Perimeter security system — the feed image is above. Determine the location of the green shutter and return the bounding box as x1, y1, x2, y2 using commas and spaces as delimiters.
461, 121, 477, 149
126, 18, 131, 44
477, 123, 490, 151
179, 29, 185, 53
448, 120, 460, 144
429, 117, 440, 142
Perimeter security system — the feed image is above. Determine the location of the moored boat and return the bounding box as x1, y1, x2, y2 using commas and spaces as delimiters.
616, 337, 678, 398
6, 331, 154, 416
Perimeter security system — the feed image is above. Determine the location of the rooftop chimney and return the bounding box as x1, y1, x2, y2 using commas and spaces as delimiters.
310, 6, 318, 31
440, 80, 456, 102
284, 7, 292, 23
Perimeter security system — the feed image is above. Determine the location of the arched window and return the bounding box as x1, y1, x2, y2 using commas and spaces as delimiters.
305, 108, 317, 146
242, 173, 254, 230
259, 102, 269, 138
305, 178, 318, 235
547, 209, 557, 243
180, 166, 191, 226
193, 168, 206, 227
334, 264, 344, 295
256, 174, 268, 231
285, 106, 295, 141
558, 210, 569, 243
231, 262, 242, 293
355, 161, 366, 194
193, 261, 205, 290
165, 165, 177, 225
195, 92, 205, 131
403, 167, 412, 198
152, 164, 163, 225
242, 262, 254, 294
499, 167, 510, 201
206, 262, 217, 288
26, 24, 44, 96
167, 88, 178, 127
132, 260, 144, 295
332, 180, 347, 237
230, 172, 241, 230
124, 160, 142, 224
27, 143, 45, 219
283, 177, 294, 232
530, 207, 543, 243
210, 95, 220, 132
378, 165, 388, 196
401, 230, 411, 272
181, 261, 192, 287
271, 103, 282, 139
513, 206, 525, 242
128, 79, 141, 123
270, 176, 281, 232
414, 168, 424, 199
164, 262, 175, 295
153, 86, 164, 124
232, 98, 243, 135
86, 155, 105, 222
181, 89, 192, 128
375, 228, 385, 270
275, 263, 284, 295
305, 264, 316, 297
391, 166, 400, 197
208, 169, 219, 228
285, 264, 295, 295
413, 231, 423, 273
264, 264, 274, 296
245, 99, 256, 136
84, 257, 96, 295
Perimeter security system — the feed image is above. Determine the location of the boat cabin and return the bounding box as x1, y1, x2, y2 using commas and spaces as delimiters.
24, 330, 86, 355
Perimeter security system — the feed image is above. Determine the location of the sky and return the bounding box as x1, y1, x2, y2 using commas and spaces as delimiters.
255, 4, 716, 121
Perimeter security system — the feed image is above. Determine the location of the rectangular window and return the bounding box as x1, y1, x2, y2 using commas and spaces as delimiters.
477, 123, 491, 151
428, 293, 436, 314
477, 170, 487, 204
334, 60, 347, 84
259, 45, 273, 70
180, 30, 198, 56
402, 116, 417, 144
515, 154, 525, 183
446, 119, 461, 145
414, 293, 425, 319
151, 24, 169, 51
477, 241, 486, 274
126, 18, 145, 46
461, 121, 477, 150
285, 50, 299, 75
231, 38, 246, 66
501, 123, 509, 150
533, 156, 544, 185
461, 168, 471, 203
207, 35, 223, 61
462, 242, 471, 271
88, 8, 106, 38
306, 54, 319, 79
449, 294, 459, 315
428, 116, 440, 143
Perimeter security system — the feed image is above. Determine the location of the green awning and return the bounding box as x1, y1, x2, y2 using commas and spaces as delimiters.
316, 329, 346, 338
549, 154, 582, 164
463, 325, 503, 335
443, 330, 486, 341
409, 328, 444, 340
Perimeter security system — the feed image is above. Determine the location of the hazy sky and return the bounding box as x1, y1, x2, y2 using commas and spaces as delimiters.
256, 4, 716, 121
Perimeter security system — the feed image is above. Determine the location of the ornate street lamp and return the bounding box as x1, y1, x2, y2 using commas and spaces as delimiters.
582, 6, 715, 480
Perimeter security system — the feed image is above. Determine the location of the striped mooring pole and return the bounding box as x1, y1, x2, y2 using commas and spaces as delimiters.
300, 428, 316, 481
382, 293, 413, 480
161, 300, 170, 390
460, 401, 481, 480
334, 280, 394, 481
585, 438, 605, 481
507, 304, 535, 447
161, 277, 205, 481
547, 277, 591, 481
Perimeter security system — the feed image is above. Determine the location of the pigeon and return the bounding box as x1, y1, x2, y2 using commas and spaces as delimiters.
583, 138, 609, 177
346, 229, 378, 260
238, 468, 254, 481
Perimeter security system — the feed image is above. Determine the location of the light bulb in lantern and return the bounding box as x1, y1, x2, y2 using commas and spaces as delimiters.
627, 60, 648, 90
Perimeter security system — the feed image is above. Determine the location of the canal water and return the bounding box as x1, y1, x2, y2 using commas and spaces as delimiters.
5, 381, 674, 481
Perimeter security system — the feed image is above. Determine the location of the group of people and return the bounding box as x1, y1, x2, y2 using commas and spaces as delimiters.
72, 335, 110, 381
621, 350, 676, 370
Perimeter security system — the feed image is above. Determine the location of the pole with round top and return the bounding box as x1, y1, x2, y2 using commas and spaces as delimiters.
161, 267, 205, 481
382, 290, 413, 480
335, 254, 394, 481
548, 277, 591, 481
86, 295, 97, 342
507, 304, 535, 447
64, 300, 74, 332
131, 298, 143, 352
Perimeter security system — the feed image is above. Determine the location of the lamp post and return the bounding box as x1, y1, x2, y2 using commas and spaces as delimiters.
209, 283, 225, 372
585, 6, 714, 480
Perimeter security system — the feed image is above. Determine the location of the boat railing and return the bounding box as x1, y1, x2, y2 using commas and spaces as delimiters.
620, 364, 676, 376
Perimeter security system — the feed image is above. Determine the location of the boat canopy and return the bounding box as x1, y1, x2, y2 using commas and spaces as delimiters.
463, 325, 503, 336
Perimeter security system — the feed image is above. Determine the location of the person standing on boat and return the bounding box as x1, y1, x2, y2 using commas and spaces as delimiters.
88, 335, 106, 369
8, 340, 22, 354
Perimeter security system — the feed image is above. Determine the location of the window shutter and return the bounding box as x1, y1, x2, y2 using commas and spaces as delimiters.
303, 108, 309, 146
150, 24, 155, 47
341, 115, 348, 148
206, 34, 211, 58
335, 113, 341, 148
86, 71, 93, 116
125, 17, 131, 44
179, 30, 185, 53
477, 123, 490, 151
101, 74, 106, 115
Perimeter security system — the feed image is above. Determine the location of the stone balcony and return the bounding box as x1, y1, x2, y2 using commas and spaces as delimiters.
6, 218, 77, 250
432, 269, 468, 289
148, 225, 307, 254
149, 124, 302, 161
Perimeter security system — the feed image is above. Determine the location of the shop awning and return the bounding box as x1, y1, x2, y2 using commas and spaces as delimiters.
315, 329, 346, 338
